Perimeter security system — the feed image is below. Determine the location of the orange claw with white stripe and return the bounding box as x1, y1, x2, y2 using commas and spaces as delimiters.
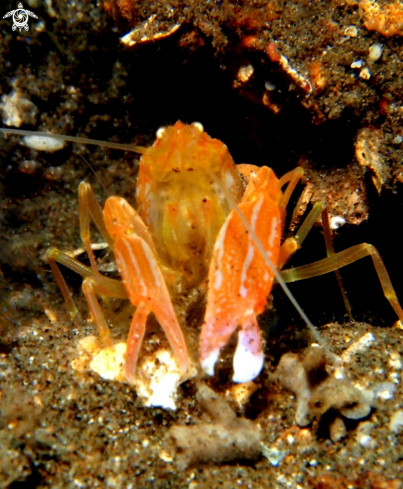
103, 196, 191, 384
200, 167, 283, 382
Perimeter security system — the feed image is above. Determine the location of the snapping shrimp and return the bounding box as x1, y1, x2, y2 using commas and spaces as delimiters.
2, 122, 403, 385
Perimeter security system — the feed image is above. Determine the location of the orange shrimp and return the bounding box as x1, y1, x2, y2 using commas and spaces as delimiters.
2, 122, 403, 385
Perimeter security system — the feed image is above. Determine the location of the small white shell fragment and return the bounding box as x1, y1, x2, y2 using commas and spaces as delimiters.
368, 43, 382, 62
1, 90, 38, 127
120, 14, 181, 48
90, 342, 127, 382
23, 135, 65, 152
351, 59, 364, 69
237, 64, 254, 83
74, 338, 185, 410
359, 66, 371, 80
357, 433, 374, 447
389, 409, 403, 433
261, 445, 288, 466
159, 449, 173, 463
372, 382, 396, 400
389, 372, 400, 383
333, 367, 345, 380
345, 25, 358, 37
330, 216, 346, 230
341, 332, 375, 364
392, 135, 403, 145
389, 351, 402, 370
271, 51, 312, 94
134, 348, 183, 410
264, 80, 276, 91
356, 421, 375, 448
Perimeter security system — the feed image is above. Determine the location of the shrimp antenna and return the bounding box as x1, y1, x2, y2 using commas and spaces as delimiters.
0, 128, 148, 154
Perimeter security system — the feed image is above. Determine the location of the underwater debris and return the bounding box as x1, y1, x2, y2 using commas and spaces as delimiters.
72, 336, 184, 410
163, 384, 262, 469
355, 128, 389, 193
226, 381, 259, 409
277, 346, 373, 429
266, 43, 313, 95
236, 64, 254, 84
360, 0, 403, 37
0, 90, 38, 128
344, 25, 358, 38
340, 331, 375, 364
120, 14, 181, 48
351, 59, 364, 69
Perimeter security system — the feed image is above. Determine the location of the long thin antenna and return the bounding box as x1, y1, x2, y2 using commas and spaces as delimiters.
0, 128, 147, 154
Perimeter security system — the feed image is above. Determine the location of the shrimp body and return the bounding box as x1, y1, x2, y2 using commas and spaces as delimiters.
135, 121, 244, 291
46, 122, 305, 382
7, 119, 402, 386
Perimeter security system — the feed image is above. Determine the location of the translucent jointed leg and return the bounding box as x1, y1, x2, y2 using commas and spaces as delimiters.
47, 182, 191, 384
280, 242, 403, 321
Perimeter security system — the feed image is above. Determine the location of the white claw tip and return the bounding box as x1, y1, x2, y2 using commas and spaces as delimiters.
201, 349, 220, 376
233, 343, 264, 383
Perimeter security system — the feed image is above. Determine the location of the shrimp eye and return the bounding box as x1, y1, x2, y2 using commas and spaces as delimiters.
156, 127, 166, 139
192, 122, 204, 132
